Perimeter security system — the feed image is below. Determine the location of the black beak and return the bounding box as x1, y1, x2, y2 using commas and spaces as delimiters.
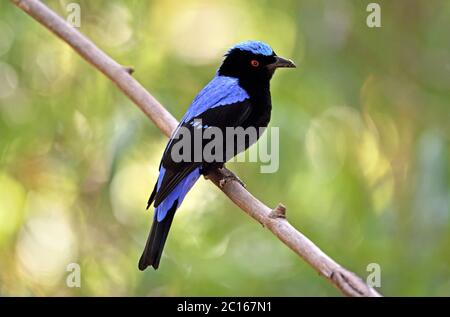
270, 56, 296, 69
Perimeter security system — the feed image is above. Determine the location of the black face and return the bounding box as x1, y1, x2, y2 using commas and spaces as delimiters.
218, 49, 279, 82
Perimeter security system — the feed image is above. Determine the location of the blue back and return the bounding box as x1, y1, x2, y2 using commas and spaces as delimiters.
181, 75, 249, 124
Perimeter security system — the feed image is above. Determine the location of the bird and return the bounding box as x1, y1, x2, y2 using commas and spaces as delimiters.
139, 40, 295, 270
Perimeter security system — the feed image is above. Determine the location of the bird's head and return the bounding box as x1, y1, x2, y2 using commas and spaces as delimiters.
218, 40, 295, 81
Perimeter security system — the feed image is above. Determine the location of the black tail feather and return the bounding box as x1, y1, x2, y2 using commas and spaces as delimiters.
146, 182, 158, 210
138, 200, 178, 270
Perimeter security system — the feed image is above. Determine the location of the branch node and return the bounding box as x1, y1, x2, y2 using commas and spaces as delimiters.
269, 203, 286, 219
330, 267, 373, 297
123, 66, 135, 74
218, 168, 246, 188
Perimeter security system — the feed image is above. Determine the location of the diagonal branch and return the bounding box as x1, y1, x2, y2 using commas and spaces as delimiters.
11, 0, 381, 297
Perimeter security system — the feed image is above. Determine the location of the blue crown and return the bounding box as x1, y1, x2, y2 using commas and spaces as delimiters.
227, 40, 274, 56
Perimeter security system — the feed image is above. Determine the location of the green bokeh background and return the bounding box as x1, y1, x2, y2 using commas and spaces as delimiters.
0, 0, 449, 296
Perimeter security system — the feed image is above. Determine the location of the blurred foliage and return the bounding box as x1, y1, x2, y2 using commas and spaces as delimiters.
0, 0, 449, 296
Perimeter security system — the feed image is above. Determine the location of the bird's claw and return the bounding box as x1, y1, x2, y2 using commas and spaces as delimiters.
218, 168, 246, 188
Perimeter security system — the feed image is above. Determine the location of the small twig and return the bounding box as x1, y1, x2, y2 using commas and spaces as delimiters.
11, 0, 381, 297
269, 203, 286, 219
331, 268, 372, 297
217, 167, 247, 188
123, 66, 134, 74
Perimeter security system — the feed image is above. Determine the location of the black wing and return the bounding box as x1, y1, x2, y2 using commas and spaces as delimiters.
149, 100, 253, 208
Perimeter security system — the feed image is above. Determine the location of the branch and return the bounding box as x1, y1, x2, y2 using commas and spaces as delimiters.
12, 0, 381, 297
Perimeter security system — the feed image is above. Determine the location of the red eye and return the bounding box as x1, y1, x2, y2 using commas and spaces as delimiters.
250, 60, 259, 67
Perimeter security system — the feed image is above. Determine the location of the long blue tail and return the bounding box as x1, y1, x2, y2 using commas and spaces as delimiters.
139, 167, 200, 270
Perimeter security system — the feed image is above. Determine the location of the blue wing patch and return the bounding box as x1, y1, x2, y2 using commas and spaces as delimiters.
181, 75, 249, 124
163, 75, 249, 158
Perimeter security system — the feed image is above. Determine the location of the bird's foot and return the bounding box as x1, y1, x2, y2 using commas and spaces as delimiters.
218, 168, 246, 188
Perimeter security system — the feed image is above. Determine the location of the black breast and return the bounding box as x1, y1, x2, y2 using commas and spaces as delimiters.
240, 79, 272, 131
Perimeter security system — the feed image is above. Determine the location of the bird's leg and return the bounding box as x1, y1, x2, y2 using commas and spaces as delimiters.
217, 167, 246, 188
201, 164, 246, 188
201, 164, 218, 180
